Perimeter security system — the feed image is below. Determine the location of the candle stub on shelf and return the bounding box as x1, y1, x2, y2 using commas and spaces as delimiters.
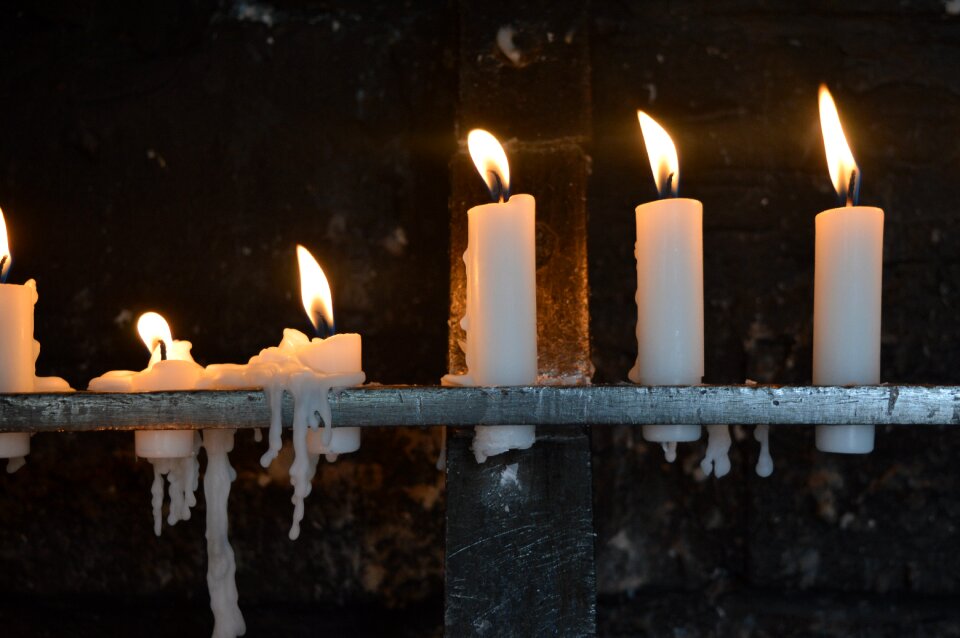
629, 112, 704, 457
0, 207, 73, 472
443, 129, 538, 463
813, 86, 883, 455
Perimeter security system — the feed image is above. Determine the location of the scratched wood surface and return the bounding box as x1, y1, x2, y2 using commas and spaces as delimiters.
0, 385, 958, 431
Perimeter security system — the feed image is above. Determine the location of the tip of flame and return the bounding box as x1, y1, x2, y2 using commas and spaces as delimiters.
296, 244, 334, 336
136, 311, 173, 356
637, 111, 679, 198
467, 129, 510, 201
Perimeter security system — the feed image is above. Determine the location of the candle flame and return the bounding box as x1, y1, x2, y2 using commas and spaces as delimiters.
638, 111, 679, 198
0, 207, 11, 283
818, 85, 860, 206
467, 129, 510, 202
137, 311, 174, 358
296, 244, 334, 336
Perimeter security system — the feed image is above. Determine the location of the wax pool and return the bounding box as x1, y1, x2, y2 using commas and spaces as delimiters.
813, 206, 884, 453
443, 193, 538, 463
629, 197, 704, 446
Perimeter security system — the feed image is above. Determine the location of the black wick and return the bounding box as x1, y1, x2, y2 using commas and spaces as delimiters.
490, 172, 510, 203
662, 172, 676, 199
845, 169, 860, 207
0, 255, 8, 283
159, 341, 168, 361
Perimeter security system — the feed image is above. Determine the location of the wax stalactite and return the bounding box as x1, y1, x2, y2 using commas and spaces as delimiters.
630, 112, 704, 453
700, 424, 732, 478
754, 424, 774, 477
813, 85, 884, 455
0, 206, 73, 472
442, 129, 538, 463
203, 428, 246, 638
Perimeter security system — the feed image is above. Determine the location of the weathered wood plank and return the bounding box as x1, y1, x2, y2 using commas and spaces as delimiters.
0, 385, 957, 431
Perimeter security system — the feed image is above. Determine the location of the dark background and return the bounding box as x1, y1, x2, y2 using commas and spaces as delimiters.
3, 0, 960, 636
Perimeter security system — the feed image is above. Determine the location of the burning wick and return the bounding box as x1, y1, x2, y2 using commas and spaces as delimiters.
313, 316, 336, 340
846, 169, 860, 207
662, 172, 675, 200
0, 255, 8, 284
490, 172, 509, 204
159, 340, 168, 361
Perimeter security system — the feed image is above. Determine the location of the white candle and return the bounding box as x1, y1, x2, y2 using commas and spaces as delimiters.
295, 245, 363, 459
0, 208, 72, 467
813, 86, 883, 454
443, 130, 538, 463
629, 112, 703, 450
88, 311, 204, 535
133, 312, 204, 459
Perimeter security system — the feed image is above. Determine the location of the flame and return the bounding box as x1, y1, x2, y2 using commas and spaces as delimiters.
637, 111, 679, 198
296, 244, 334, 335
818, 85, 860, 205
467, 129, 510, 202
0, 207, 11, 282
137, 311, 173, 357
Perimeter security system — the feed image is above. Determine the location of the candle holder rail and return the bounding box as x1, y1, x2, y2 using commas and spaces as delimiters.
0, 385, 956, 432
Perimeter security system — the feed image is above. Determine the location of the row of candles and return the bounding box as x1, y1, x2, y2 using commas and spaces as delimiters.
0, 84, 881, 638
0, 83, 879, 473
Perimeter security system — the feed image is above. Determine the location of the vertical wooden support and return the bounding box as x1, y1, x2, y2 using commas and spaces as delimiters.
445, 2, 596, 635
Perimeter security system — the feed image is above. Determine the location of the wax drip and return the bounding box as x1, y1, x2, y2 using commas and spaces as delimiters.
700, 424, 732, 478
661, 441, 677, 463
203, 429, 246, 638
754, 424, 774, 477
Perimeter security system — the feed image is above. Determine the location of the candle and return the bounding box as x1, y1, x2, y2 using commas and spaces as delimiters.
443, 129, 538, 463
88, 311, 204, 534
0, 207, 72, 472
200, 245, 364, 540
813, 85, 884, 454
629, 112, 704, 456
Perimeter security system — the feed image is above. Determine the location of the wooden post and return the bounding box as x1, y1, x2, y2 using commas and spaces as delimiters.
445, 1, 596, 634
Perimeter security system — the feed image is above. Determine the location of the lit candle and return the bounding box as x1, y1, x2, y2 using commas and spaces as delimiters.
443, 129, 538, 463
0, 207, 72, 471
813, 85, 883, 454
201, 245, 364, 540
629, 112, 704, 453
296, 245, 363, 460
88, 311, 204, 535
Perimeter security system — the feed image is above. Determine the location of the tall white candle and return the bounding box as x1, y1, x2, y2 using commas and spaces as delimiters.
0, 208, 72, 465
443, 130, 538, 463
629, 112, 703, 449
813, 86, 884, 454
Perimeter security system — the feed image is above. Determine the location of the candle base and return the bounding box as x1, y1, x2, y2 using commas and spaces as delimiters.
307, 426, 361, 456
815, 424, 874, 454
472, 425, 535, 463
136, 430, 196, 459
0, 432, 29, 458
642, 424, 701, 443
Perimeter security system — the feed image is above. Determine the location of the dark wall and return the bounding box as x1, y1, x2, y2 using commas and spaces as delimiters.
590, 2, 960, 635
0, 1, 454, 636
3, 0, 960, 636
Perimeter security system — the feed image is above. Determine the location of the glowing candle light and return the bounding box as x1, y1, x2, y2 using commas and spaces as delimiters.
443, 129, 538, 463
813, 85, 884, 454
629, 112, 704, 458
